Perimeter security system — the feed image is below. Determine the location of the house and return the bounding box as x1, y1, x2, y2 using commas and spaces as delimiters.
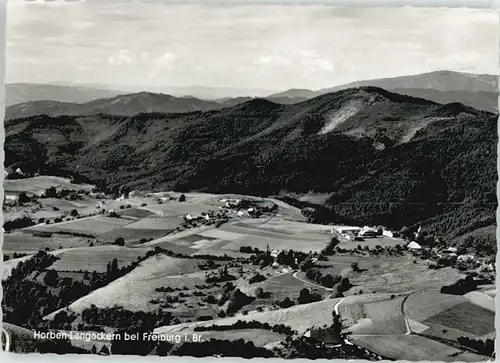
335, 226, 362, 235
270, 250, 279, 258
359, 227, 378, 238
382, 230, 394, 238
407, 241, 422, 250
4, 194, 19, 202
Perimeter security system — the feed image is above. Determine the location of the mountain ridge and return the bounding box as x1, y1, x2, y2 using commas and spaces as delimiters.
5, 86, 496, 252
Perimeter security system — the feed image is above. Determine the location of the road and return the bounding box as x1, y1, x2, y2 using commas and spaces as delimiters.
292, 270, 425, 337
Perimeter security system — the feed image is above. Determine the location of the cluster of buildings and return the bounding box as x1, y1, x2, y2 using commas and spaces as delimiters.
331, 225, 389, 241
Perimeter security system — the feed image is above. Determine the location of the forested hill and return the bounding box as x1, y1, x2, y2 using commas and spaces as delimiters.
5, 86, 497, 247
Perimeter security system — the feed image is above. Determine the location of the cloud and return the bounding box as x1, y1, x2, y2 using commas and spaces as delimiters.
108, 50, 139, 66
6, 2, 498, 91
254, 55, 292, 67
155, 52, 177, 69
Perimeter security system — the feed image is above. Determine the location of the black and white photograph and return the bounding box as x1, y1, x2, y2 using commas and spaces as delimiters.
1, 0, 497, 360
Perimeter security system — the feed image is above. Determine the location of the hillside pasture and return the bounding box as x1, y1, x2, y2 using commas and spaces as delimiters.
339, 236, 405, 250
117, 208, 155, 219
144, 202, 214, 217
423, 302, 494, 337
154, 297, 344, 335
162, 329, 286, 347
51, 255, 215, 315
339, 295, 407, 335
351, 334, 489, 362
97, 228, 172, 244
463, 291, 495, 312
3, 233, 91, 253
122, 217, 183, 230
317, 255, 465, 293
47, 246, 151, 272
4, 176, 94, 195
23, 216, 133, 236
199, 224, 329, 253
404, 290, 469, 322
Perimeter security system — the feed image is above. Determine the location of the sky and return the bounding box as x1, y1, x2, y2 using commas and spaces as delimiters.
6, 0, 499, 93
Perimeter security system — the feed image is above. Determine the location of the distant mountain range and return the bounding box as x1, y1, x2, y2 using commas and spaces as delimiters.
5, 92, 308, 120
7, 71, 498, 115
5, 84, 496, 255
272, 70, 499, 113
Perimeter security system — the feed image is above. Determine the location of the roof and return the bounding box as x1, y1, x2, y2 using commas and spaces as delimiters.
407, 241, 422, 250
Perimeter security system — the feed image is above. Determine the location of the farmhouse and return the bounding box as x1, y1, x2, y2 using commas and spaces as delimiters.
359, 226, 378, 238
382, 230, 394, 238
407, 241, 422, 251
333, 226, 362, 235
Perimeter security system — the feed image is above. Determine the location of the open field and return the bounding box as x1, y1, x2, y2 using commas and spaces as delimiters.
3, 233, 92, 253
339, 236, 405, 250
423, 302, 494, 337
464, 291, 495, 312
339, 295, 407, 335
23, 215, 133, 235
155, 297, 344, 335
313, 254, 465, 293
404, 290, 467, 322
97, 228, 172, 244
48, 246, 151, 272
122, 217, 183, 230
117, 208, 155, 219
197, 223, 330, 253
4, 176, 94, 195
160, 329, 286, 347
351, 334, 489, 361
4, 197, 100, 222
48, 255, 219, 316
144, 201, 214, 217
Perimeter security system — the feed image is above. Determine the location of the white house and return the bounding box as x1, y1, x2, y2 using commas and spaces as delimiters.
407, 241, 422, 250
382, 230, 394, 238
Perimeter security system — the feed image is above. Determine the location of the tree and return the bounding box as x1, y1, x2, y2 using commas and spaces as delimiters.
43, 269, 59, 287
400, 226, 412, 240
351, 262, 360, 272
70, 209, 79, 217
111, 258, 119, 276
178, 194, 186, 202
18, 192, 31, 204
114, 237, 125, 246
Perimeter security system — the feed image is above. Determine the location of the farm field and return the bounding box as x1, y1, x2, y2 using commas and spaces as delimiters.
314, 254, 465, 293
199, 224, 330, 253
154, 297, 344, 335
48, 255, 222, 315
97, 227, 172, 244
47, 245, 152, 272
339, 295, 407, 335
3, 233, 92, 253
23, 216, 133, 235
4, 176, 94, 195
162, 329, 286, 347
144, 202, 214, 217
116, 208, 155, 219
339, 236, 405, 250
463, 291, 495, 312
423, 302, 494, 337
123, 217, 183, 230
351, 334, 489, 362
